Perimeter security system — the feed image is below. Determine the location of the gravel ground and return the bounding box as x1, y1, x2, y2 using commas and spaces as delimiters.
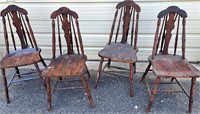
0, 62, 199, 114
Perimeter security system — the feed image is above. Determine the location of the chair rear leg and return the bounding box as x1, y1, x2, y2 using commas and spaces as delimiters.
130, 63, 134, 97
81, 75, 94, 108
133, 63, 136, 74
40, 56, 47, 67
146, 77, 160, 113
15, 67, 21, 78
86, 68, 91, 89
1, 68, 10, 103
95, 57, 104, 89
140, 63, 151, 83
34, 63, 47, 89
46, 77, 52, 111
107, 59, 111, 68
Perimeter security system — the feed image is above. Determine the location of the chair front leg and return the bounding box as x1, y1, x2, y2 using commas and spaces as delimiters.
81, 75, 95, 108
188, 77, 196, 113
146, 77, 160, 113
15, 67, 21, 78
46, 77, 52, 111
1, 68, 10, 103
130, 63, 134, 97
95, 57, 104, 89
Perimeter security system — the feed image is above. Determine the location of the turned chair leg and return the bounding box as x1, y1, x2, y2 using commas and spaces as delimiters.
15, 67, 21, 78
95, 57, 104, 89
86, 68, 91, 89
140, 63, 151, 83
34, 63, 47, 89
81, 76, 95, 108
146, 77, 160, 113
107, 59, 111, 68
46, 77, 52, 111
1, 68, 10, 103
188, 77, 196, 113
130, 63, 134, 97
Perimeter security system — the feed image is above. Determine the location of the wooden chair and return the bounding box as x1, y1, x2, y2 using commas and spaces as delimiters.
140, 6, 200, 113
42, 7, 94, 110
94, 0, 141, 97
0, 5, 47, 103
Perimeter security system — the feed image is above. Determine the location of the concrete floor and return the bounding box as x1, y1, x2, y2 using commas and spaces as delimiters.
0, 62, 199, 114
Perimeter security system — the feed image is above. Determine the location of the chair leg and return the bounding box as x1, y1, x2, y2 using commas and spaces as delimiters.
40, 56, 47, 67
1, 68, 10, 103
133, 63, 136, 74
130, 63, 134, 97
15, 67, 21, 78
94, 57, 104, 89
107, 59, 111, 68
86, 68, 91, 89
81, 75, 95, 108
34, 63, 47, 89
188, 77, 196, 113
140, 63, 151, 83
146, 77, 160, 113
46, 77, 52, 111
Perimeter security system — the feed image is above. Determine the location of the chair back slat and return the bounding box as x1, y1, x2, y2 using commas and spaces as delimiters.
108, 0, 140, 47
7, 14, 16, 50
51, 7, 85, 59
151, 6, 187, 59
57, 17, 62, 55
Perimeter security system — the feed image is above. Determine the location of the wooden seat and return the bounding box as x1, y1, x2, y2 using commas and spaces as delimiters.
95, 0, 141, 97
140, 6, 200, 113
42, 7, 94, 111
0, 5, 47, 104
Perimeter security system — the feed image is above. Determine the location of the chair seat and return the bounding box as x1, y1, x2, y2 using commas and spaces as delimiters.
98, 42, 137, 63
149, 54, 200, 78
42, 54, 87, 77
0, 48, 41, 68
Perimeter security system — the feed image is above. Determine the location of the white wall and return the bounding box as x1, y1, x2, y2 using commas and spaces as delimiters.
0, 0, 199, 62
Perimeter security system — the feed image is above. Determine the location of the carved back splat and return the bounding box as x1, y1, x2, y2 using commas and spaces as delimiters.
152, 6, 187, 59
1, 5, 38, 53
108, 0, 140, 49
51, 7, 84, 59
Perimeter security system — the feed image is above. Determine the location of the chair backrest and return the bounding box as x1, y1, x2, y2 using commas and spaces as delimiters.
108, 0, 140, 50
151, 6, 187, 59
1, 5, 38, 54
50, 7, 85, 59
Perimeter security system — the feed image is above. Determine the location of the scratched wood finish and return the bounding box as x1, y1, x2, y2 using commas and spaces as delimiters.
140, 6, 200, 113
42, 7, 94, 110
0, 5, 47, 104
95, 0, 141, 97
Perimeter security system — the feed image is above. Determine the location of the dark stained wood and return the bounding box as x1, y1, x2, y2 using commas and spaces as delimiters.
95, 0, 140, 97
42, 7, 94, 110
0, 5, 47, 103
140, 6, 200, 113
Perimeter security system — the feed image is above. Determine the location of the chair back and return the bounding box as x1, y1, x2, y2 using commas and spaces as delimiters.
1, 5, 38, 54
108, 0, 140, 50
151, 6, 187, 59
51, 7, 85, 59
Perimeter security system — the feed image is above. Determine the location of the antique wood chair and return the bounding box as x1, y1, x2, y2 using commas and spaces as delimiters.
0, 5, 47, 103
42, 7, 94, 110
94, 0, 141, 97
140, 6, 200, 113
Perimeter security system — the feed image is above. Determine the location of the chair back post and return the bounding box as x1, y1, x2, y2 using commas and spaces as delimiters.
152, 19, 161, 59
2, 16, 10, 54
52, 19, 56, 59
182, 17, 186, 59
